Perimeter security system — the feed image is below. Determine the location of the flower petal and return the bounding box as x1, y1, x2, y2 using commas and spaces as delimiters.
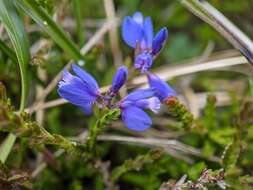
135, 97, 161, 114
152, 27, 168, 56
58, 83, 96, 107
147, 72, 176, 101
122, 16, 143, 48
57, 71, 97, 109
111, 66, 128, 93
143, 17, 153, 49
124, 88, 155, 102
72, 64, 99, 93
132, 12, 143, 25
122, 106, 152, 131
79, 103, 93, 115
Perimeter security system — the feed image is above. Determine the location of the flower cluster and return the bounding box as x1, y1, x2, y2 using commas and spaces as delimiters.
122, 12, 168, 73
57, 11, 176, 131
58, 65, 161, 131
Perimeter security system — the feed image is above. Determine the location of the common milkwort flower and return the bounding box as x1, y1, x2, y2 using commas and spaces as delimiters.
57, 64, 161, 131
122, 11, 168, 73
147, 72, 177, 102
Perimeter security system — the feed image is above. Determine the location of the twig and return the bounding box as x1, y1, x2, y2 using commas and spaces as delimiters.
163, 168, 227, 190
31, 133, 221, 178
133, 56, 248, 86
95, 159, 118, 190
103, 0, 127, 97
103, 0, 123, 67
25, 89, 244, 114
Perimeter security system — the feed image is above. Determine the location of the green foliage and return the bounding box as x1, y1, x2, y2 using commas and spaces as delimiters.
111, 148, 165, 182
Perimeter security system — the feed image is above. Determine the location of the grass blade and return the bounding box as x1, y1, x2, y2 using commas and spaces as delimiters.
0, 0, 30, 163
72, 0, 85, 46
0, 134, 16, 163
0, 0, 30, 110
16, 0, 83, 60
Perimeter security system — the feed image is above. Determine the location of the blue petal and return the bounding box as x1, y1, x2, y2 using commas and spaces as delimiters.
135, 97, 161, 114
134, 52, 153, 73
57, 71, 97, 110
122, 16, 143, 48
124, 88, 155, 102
72, 64, 99, 94
132, 12, 144, 25
152, 27, 168, 56
143, 17, 153, 49
79, 103, 93, 115
121, 106, 152, 131
58, 83, 97, 107
147, 72, 176, 101
111, 66, 128, 93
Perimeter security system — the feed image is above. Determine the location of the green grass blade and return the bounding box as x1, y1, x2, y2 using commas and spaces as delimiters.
0, 134, 16, 163
0, 0, 30, 163
0, 0, 30, 110
72, 0, 85, 46
0, 38, 18, 64
16, 0, 83, 60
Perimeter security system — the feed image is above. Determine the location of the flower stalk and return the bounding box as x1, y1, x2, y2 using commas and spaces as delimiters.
85, 108, 121, 153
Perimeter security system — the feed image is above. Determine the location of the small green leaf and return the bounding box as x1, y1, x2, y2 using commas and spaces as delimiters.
16, 0, 83, 61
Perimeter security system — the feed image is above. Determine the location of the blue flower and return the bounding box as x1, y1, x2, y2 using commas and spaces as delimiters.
110, 66, 128, 94
122, 11, 168, 73
57, 65, 162, 131
152, 27, 168, 57
122, 12, 153, 50
119, 89, 161, 131
58, 64, 101, 115
147, 72, 177, 101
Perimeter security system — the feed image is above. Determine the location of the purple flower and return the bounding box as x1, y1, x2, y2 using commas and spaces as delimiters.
110, 66, 128, 94
58, 64, 100, 115
122, 11, 168, 73
147, 72, 176, 102
119, 89, 161, 131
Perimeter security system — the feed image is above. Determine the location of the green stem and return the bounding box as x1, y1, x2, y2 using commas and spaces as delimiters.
85, 108, 121, 153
